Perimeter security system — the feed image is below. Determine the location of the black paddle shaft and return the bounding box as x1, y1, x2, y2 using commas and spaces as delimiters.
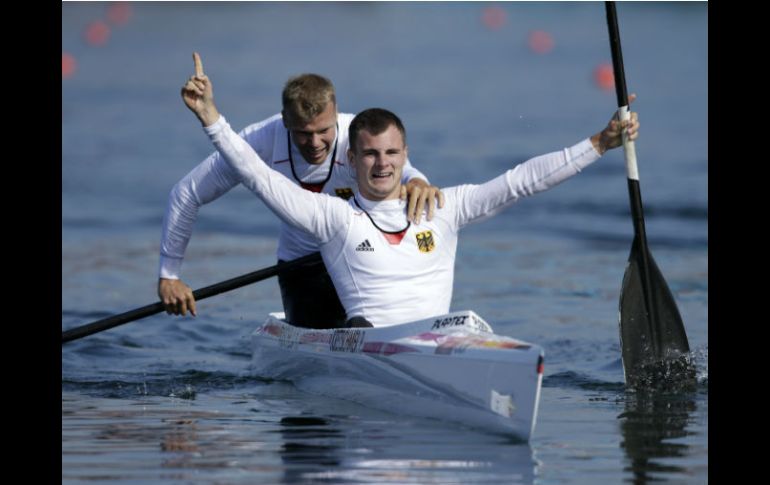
606, 2, 629, 109
606, 1, 655, 328
605, 2, 692, 385
606, 2, 651, 251
61, 252, 323, 344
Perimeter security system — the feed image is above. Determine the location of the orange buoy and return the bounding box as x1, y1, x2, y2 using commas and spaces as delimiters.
481, 6, 507, 31
594, 63, 615, 91
107, 2, 133, 26
84, 20, 110, 47
62, 53, 76, 79
528, 30, 554, 54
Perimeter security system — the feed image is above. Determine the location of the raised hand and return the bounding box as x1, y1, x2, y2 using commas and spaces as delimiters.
181, 52, 220, 126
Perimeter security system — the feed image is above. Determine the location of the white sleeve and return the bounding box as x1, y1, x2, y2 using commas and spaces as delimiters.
401, 156, 429, 185
203, 116, 349, 244
159, 116, 285, 279
158, 147, 241, 279
454, 138, 601, 228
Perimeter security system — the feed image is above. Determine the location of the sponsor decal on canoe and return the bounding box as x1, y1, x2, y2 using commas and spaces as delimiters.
490, 389, 516, 418
415, 230, 435, 253
431, 314, 492, 332
262, 323, 283, 337
299, 332, 331, 344
278, 325, 304, 350
470, 314, 493, 332
431, 315, 469, 330
437, 336, 530, 355
411, 332, 531, 354
362, 342, 420, 356
263, 323, 332, 348
335, 187, 354, 199
329, 329, 365, 353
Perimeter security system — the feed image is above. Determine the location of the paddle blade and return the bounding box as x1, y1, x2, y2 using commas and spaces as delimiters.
619, 237, 694, 389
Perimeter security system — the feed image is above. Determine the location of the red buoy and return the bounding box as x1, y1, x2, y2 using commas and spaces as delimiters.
594, 63, 615, 91
84, 20, 111, 47
528, 30, 554, 54
107, 2, 133, 26
481, 6, 507, 31
62, 52, 76, 79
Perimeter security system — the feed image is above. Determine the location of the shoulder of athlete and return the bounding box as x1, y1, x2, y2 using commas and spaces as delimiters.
336, 112, 356, 133
239, 113, 284, 140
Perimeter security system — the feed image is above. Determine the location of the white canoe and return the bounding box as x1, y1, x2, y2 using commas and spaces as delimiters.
250, 310, 544, 440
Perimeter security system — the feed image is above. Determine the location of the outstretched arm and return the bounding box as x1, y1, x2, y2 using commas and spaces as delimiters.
181, 53, 348, 244
454, 101, 640, 228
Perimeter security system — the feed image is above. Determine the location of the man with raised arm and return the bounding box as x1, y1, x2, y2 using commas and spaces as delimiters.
160, 65, 443, 328
181, 52, 639, 328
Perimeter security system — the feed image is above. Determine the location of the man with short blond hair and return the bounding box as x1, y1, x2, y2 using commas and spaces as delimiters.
281, 73, 336, 122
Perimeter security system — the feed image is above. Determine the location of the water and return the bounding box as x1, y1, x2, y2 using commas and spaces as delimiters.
62, 2, 707, 483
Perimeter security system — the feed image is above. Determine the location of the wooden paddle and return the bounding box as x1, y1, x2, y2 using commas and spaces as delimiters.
605, 2, 693, 388
61, 252, 323, 344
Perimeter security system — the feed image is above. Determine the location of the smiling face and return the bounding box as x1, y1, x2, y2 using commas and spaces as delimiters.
283, 101, 338, 165
348, 123, 407, 201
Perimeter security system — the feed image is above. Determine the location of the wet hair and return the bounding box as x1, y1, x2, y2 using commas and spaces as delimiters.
348, 108, 407, 152
281, 74, 336, 124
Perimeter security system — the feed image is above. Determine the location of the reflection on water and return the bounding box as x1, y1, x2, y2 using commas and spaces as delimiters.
619, 389, 701, 484
279, 416, 343, 482
277, 414, 537, 484
160, 419, 200, 453
63, 392, 538, 484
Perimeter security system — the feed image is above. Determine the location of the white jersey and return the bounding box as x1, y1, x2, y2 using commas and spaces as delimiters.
204, 116, 601, 327
159, 112, 428, 279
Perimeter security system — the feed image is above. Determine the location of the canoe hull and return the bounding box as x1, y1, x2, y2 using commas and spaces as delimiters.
251, 310, 544, 440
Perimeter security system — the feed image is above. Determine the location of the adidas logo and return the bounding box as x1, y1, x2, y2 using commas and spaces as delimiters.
355, 239, 374, 252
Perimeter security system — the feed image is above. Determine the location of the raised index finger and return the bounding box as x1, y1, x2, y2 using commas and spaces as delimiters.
193, 52, 204, 77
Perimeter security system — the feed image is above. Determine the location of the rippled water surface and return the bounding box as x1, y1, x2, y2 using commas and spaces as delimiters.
63, 2, 707, 483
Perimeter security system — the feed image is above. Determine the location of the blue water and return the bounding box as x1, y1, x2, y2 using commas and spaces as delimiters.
62, 2, 708, 483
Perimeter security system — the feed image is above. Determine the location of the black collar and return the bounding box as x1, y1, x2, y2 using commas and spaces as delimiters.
353, 196, 411, 235
287, 124, 339, 192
